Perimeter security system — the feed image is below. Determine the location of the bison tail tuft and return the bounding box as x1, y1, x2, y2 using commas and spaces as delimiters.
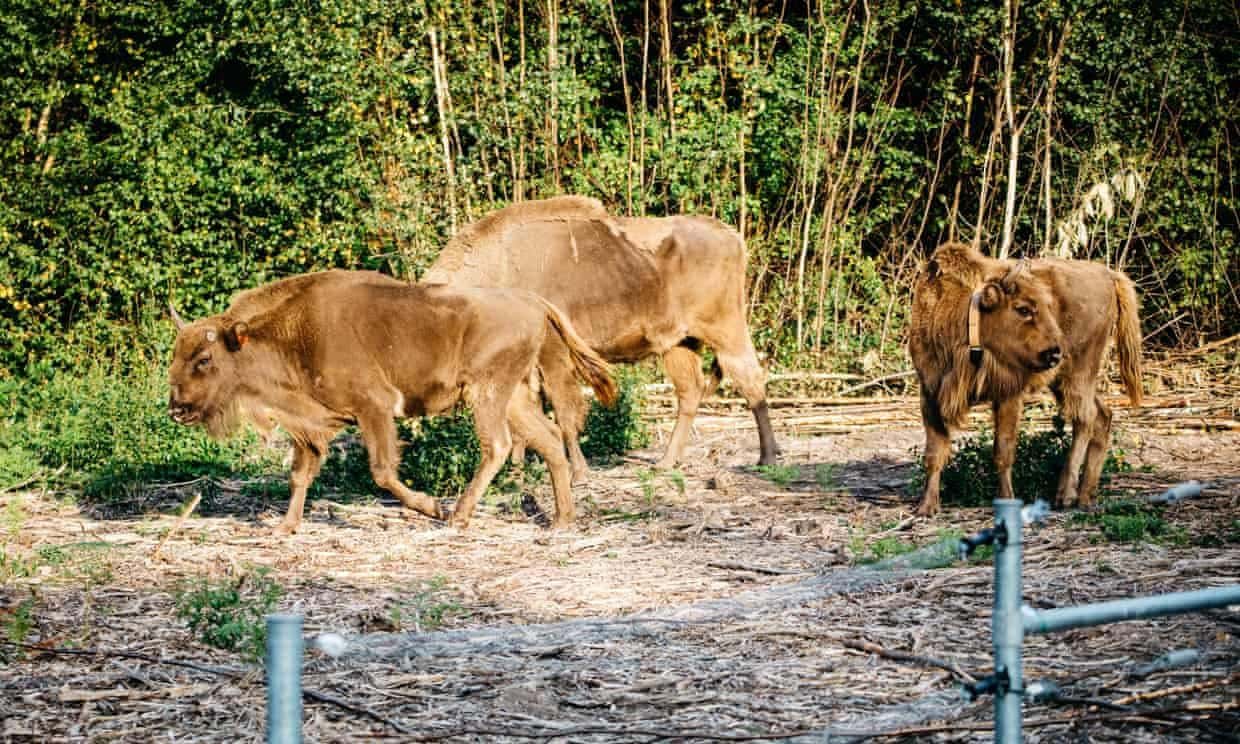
538, 298, 619, 407
1114, 273, 1144, 408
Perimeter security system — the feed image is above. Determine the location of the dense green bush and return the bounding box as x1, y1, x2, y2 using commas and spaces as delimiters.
0, 365, 269, 499
579, 369, 652, 462
908, 417, 1130, 508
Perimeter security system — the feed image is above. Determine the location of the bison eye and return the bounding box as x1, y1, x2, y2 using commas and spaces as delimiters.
1015, 306, 1034, 319
195, 356, 212, 371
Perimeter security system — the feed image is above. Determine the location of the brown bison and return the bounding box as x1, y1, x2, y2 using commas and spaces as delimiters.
909, 242, 1143, 516
423, 196, 776, 477
167, 270, 616, 534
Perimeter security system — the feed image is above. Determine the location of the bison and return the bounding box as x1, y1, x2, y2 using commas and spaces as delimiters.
423, 196, 776, 478
909, 242, 1143, 516
167, 270, 616, 534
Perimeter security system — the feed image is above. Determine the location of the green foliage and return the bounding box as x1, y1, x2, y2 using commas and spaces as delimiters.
4, 598, 36, 645
388, 576, 466, 632
580, 368, 651, 462
1071, 499, 1186, 545
908, 418, 1130, 507
0, 364, 272, 502
754, 464, 800, 488
814, 463, 841, 491
175, 568, 283, 660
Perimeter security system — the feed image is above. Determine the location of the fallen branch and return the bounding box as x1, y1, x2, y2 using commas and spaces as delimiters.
841, 637, 978, 683
151, 493, 202, 561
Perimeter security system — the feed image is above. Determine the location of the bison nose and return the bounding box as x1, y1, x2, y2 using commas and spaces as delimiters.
1040, 346, 1062, 369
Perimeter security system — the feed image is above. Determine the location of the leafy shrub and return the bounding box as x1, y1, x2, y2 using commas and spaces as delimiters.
755, 463, 800, 487
908, 417, 1130, 507
1071, 499, 1185, 545
580, 368, 651, 462
0, 366, 272, 501
175, 569, 283, 660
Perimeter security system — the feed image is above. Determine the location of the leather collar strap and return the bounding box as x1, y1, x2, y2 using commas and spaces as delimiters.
968, 290, 983, 366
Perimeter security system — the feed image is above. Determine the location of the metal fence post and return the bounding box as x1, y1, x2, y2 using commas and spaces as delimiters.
993, 499, 1024, 744
266, 614, 304, 744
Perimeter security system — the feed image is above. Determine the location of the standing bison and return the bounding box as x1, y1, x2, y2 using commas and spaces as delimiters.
423, 196, 777, 478
909, 242, 1143, 516
167, 270, 615, 534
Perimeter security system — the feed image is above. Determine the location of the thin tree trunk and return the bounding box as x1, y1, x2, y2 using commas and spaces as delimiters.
429, 28, 458, 234
605, 0, 635, 213
546, 0, 560, 191
947, 53, 981, 243
487, 0, 519, 202
998, 0, 1020, 260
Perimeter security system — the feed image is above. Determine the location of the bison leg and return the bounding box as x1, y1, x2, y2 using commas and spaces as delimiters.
655, 345, 708, 469
357, 410, 447, 522
915, 394, 952, 517
1074, 397, 1112, 509
274, 436, 330, 536
507, 386, 575, 529
712, 338, 777, 466
992, 396, 1023, 502
449, 392, 514, 529
538, 338, 591, 484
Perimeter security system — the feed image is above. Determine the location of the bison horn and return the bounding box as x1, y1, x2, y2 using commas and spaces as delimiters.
168, 302, 187, 330
1000, 259, 1029, 293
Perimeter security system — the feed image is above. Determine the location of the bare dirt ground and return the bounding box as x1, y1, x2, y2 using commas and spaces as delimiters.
2, 395, 1238, 742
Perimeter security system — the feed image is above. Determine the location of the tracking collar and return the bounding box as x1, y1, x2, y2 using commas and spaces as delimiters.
968, 290, 983, 366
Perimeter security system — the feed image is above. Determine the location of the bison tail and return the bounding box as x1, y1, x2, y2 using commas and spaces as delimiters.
538, 298, 619, 408
1114, 273, 1144, 408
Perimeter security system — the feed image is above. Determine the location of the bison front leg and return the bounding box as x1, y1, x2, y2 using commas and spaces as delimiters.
992, 396, 1023, 503
915, 394, 952, 517
274, 437, 329, 536
1070, 396, 1111, 509
449, 392, 513, 529
357, 410, 447, 522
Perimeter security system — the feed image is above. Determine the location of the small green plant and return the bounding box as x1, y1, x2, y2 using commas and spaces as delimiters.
175, 568, 283, 660
3, 495, 27, 538
815, 463, 840, 491
0, 548, 38, 582
580, 367, 652, 461
755, 463, 800, 487
907, 417, 1130, 507
1071, 499, 1185, 544
4, 597, 36, 647
388, 576, 465, 632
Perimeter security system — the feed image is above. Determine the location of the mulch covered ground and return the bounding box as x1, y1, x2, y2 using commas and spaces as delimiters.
2, 387, 1237, 742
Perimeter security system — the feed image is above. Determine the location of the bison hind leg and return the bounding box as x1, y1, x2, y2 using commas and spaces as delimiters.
506, 386, 575, 529
1076, 397, 1113, 508
448, 390, 514, 530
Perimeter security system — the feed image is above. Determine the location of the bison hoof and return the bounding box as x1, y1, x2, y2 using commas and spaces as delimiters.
447, 515, 471, 530
653, 456, 680, 470
272, 520, 300, 536
757, 452, 778, 467
913, 503, 939, 518
570, 467, 591, 486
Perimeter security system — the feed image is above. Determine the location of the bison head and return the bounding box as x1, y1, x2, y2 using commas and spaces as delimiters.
976, 261, 1064, 373
167, 308, 251, 438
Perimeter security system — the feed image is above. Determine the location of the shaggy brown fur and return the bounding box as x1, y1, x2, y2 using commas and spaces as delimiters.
425, 196, 776, 477
168, 270, 615, 534
909, 242, 1143, 516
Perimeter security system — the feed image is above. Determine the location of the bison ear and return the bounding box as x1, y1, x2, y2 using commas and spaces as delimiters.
925, 258, 940, 280
222, 321, 249, 352
979, 283, 1003, 311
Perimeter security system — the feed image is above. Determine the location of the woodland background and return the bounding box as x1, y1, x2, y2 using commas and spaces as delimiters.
1, 0, 1236, 378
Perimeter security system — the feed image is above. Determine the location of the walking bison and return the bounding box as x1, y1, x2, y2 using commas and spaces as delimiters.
909, 242, 1143, 516
423, 196, 776, 478
167, 270, 615, 534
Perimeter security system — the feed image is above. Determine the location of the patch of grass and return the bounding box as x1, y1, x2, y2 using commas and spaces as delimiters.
1071, 499, 1187, 545
814, 463, 841, 491
907, 417, 1130, 507
754, 464, 800, 487
388, 576, 466, 632
0, 547, 38, 582
0, 366, 275, 503
3, 494, 27, 538
580, 367, 652, 462
4, 597, 36, 646
174, 568, 283, 660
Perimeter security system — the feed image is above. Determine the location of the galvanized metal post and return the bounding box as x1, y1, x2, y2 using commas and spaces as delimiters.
266, 614, 303, 744
992, 499, 1024, 744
